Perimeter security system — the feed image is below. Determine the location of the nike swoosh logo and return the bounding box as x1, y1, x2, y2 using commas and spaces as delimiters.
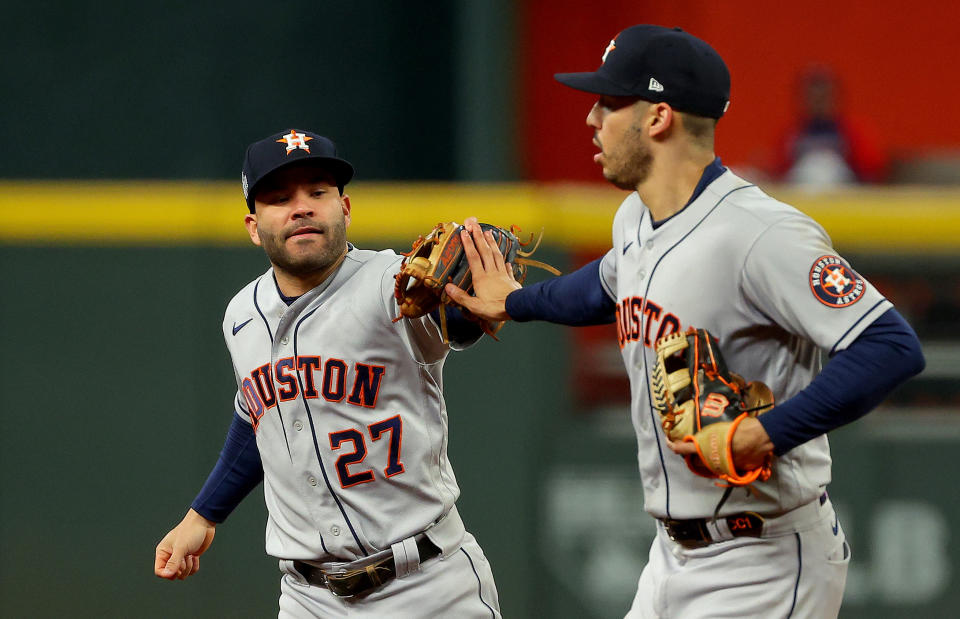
232, 318, 254, 336
622, 241, 634, 254
832, 513, 839, 535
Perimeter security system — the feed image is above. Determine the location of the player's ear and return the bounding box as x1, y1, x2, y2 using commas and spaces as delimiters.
244, 213, 262, 246
340, 194, 352, 229
648, 102, 674, 138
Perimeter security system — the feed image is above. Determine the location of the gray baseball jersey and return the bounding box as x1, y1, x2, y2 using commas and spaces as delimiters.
223, 246, 467, 561
599, 169, 891, 520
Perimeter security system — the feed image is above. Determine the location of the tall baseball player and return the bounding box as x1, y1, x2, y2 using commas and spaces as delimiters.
153, 129, 501, 618
446, 25, 925, 618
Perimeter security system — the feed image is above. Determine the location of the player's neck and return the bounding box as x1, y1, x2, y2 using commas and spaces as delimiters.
637, 149, 716, 222
273, 247, 348, 297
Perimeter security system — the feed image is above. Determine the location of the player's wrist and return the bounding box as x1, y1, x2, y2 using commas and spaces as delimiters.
732, 417, 775, 468
186, 508, 218, 529
503, 288, 524, 321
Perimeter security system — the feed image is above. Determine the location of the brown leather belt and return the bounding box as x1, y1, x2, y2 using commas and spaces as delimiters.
660, 512, 765, 549
293, 535, 442, 598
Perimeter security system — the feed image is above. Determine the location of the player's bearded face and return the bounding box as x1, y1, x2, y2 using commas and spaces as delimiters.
590, 98, 653, 190
602, 126, 653, 190
258, 210, 347, 276
249, 166, 350, 278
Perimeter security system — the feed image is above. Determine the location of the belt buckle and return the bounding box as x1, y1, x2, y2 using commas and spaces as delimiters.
323, 559, 393, 598
663, 520, 685, 544
324, 571, 360, 598
663, 518, 711, 549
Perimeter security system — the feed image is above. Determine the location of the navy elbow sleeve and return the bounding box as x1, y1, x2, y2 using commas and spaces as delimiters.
191, 412, 264, 523
759, 308, 924, 455
505, 258, 615, 325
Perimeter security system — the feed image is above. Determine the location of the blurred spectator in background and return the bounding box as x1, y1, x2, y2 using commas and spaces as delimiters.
775, 66, 888, 187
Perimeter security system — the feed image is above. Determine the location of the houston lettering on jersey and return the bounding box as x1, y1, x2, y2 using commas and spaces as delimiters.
240, 356, 386, 430
615, 295, 681, 349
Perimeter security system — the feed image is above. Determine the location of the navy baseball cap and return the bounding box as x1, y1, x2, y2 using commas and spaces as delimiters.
241, 129, 355, 212
554, 25, 731, 119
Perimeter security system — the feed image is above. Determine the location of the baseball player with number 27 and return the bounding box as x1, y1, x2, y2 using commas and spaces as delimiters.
153, 130, 500, 618
447, 25, 925, 618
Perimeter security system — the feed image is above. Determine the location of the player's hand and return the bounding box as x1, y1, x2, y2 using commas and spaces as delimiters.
154, 508, 217, 580
444, 218, 521, 321
667, 416, 774, 473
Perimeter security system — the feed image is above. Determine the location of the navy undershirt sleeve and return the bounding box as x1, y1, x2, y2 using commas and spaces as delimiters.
759, 307, 925, 455
429, 306, 484, 346
505, 258, 616, 325
191, 412, 264, 523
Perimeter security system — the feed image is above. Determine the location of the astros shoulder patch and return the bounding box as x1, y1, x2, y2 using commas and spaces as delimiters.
809, 255, 865, 307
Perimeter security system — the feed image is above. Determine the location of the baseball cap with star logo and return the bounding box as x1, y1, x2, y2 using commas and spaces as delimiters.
554, 24, 731, 119
241, 129, 355, 213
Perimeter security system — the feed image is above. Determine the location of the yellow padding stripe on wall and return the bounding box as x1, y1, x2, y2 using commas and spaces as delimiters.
1, 181, 959, 251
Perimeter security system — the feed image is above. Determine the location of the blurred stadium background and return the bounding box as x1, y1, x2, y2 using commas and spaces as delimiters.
2, 2, 958, 617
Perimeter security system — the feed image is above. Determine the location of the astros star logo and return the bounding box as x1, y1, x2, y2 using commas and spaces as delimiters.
277, 130, 313, 154
824, 266, 852, 293
602, 38, 617, 62
809, 255, 864, 308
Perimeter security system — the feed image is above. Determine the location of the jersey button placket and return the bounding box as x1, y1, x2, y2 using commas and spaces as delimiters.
330, 525, 341, 536
308, 476, 317, 487
293, 420, 303, 431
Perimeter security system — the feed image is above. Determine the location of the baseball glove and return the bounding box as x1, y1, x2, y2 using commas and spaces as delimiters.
394, 221, 560, 341
651, 327, 775, 486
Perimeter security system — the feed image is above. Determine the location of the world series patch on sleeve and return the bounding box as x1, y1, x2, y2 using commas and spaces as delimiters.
651, 327, 775, 486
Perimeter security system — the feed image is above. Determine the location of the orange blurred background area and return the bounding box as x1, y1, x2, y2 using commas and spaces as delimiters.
521, 1, 958, 181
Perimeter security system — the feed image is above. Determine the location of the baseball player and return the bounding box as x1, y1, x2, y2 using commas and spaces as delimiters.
153, 129, 501, 618
446, 25, 925, 618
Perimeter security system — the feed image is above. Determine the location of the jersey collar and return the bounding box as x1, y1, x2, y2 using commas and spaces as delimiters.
270, 243, 356, 306
651, 156, 726, 229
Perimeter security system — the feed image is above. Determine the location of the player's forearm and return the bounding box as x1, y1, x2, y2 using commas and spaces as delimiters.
759, 308, 925, 455
505, 258, 616, 325
191, 412, 264, 523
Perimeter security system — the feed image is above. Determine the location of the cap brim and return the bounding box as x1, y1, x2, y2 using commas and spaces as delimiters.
267, 156, 353, 187
310, 157, 354, 188
554, 71, 637, 96
246, 156, 355, 210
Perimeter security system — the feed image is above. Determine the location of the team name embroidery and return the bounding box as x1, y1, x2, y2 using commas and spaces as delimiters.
615, 295, 681, 349
240, 356, 386, 430
276, 130, 313, 154
809, 255, 864, 308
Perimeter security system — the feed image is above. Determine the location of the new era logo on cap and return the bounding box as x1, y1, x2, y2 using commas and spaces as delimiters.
648, 77, 664, 92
